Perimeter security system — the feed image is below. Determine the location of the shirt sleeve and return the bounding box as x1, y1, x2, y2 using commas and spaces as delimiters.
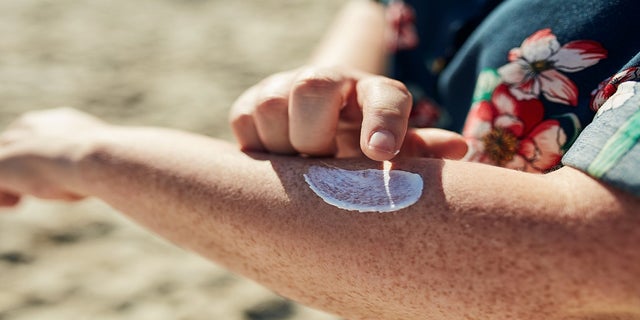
562, 80, 640, 197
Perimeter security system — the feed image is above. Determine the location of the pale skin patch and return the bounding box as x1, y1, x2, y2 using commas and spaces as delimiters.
303, 161, 423, 212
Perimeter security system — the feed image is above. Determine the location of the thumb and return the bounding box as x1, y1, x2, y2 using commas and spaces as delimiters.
399, 128, 469, 160
356, 77, 412, 161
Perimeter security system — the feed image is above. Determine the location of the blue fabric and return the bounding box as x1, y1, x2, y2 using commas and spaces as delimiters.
379, 0, 640, 195
562, 79, 640, 196
382, 0, 493, 100
439, 0, 639, 131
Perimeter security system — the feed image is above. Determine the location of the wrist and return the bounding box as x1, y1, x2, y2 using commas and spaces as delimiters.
71, 124, 122, 196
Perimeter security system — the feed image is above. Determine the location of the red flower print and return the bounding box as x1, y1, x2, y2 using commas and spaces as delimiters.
590, 67, 640, 112
385, 0, 419, 52
498, 28, 607, 106
463, 84, 567, 173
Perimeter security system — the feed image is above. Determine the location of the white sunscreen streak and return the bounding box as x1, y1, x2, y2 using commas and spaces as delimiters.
303, 162, 423, 213
382, 161, 395, 209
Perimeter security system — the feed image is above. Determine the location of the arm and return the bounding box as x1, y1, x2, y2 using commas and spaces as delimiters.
2, 109, 638, 320
310, 0, 387, 74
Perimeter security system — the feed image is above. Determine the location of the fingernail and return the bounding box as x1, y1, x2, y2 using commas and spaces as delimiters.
368, 130, 398, 155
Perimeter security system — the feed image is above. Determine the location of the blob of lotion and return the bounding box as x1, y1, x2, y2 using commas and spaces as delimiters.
303, 162, 423, 213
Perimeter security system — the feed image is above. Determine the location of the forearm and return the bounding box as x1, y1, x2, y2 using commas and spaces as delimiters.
75, 126, 640, 320
310, 0, 387, 74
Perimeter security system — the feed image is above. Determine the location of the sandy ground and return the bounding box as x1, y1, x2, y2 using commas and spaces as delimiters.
0, 1, 346, 319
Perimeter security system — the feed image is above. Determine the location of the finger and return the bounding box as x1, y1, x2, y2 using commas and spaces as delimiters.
229, 85, 266, 152
335, 128, 363, 158
252, 73, 298, 154
0, 191, 21, 207
0, 131, 25, 146
399, 128, 469, 159
289, 67, 355, 156
357, 77, 412, 161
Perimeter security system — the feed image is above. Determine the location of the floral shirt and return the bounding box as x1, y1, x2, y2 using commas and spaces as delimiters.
379, 0, 640, 196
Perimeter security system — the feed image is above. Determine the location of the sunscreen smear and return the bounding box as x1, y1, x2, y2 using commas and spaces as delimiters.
303, 162, 423, 213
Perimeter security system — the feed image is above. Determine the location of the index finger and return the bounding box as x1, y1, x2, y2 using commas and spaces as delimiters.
357, 77, 412, 161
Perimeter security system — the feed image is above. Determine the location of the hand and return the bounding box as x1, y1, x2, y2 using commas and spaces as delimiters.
229, 66, 467, 161
0, 108, 106, 207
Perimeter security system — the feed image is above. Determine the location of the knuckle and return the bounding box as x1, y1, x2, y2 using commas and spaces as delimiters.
254, 95, 288, 115
293, 67, 343, 94
387, 78, 410, 93
361, 77, 413, 116
369, 77, 411, 97
228, 112, 254, 130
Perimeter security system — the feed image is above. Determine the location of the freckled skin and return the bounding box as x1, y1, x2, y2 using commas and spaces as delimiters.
1, 113, 639, 319
75, 127, 640, 320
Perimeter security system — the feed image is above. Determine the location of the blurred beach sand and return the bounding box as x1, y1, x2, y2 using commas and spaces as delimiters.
0, 1, 344, 319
